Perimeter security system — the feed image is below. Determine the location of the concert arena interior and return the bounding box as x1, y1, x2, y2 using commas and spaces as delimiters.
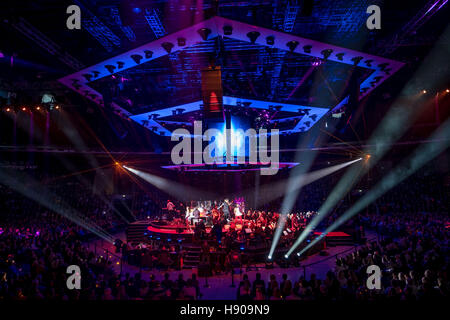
0, 0, 449, 307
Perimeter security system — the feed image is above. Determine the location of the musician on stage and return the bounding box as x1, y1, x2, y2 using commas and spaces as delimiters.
234, 203, 243, 224
218, 198, 232, 222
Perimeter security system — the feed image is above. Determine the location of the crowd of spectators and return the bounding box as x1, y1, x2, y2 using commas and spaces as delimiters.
0, 164, 447, 300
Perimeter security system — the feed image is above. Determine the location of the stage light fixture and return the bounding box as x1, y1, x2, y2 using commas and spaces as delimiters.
82, 73, 93, 81
266, 35, 275, 45
321, 49, 333, 60
55, 105, 60, 110
22, 107, 26, 111
422, 90, 427, 94
36, 106, 40, 111
378, 62, 389, 70
373, 76, 383, 82
144, 50, 153, 59
303, 45, 312, 53
105, 65, 116, 73
177, 37, 186, 46
351, 56, 363, 66
6, 108, 11, 112
131, 54, 143, 64
446, 89, 449, 93
223, 25, 233, 35
197, 28, 212, 41
161, 42, 174, 54
246, 31, 261, 44
286, 40, 299, 52
336, 52, 345, 61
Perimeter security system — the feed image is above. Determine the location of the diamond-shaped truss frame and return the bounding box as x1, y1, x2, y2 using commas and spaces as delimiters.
59, 16, 404, 136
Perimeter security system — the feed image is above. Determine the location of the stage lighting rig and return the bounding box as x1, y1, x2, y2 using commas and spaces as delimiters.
177, 37, 186, 46
131, 54, 143, 64
336, 52, 345, 61
197, 28, 212, 41
286, 40, 299, 52
321, 49, 333, 60
246, 31, 260, 44
351, 56, 363, 66
223, 25, 233, 35
266, 35, 275, 45
303, 45, 312, 53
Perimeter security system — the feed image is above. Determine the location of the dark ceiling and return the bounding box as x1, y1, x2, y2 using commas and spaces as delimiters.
0, 0, 449, 159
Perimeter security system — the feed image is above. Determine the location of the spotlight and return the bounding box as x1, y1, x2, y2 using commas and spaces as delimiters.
105, 65, 116, 73
284, 254, 289, 259
6, 108, 11, 112
321, 49, 333, 60
336, 52, 345, 61
197, 28, 211, 41
36, 106, 40, 111
266, 35, 275, 45
55, 105, 60, 110
365, 154, 371, 160
82, 74, 93, 81
267, 255, 272, 260
378, 62, 389, 70
373, 76, 383, 82
246, 31, 260, 44
446, 89, 449, 93
22, 107, 26, 111
351, 56, 363, 66
286, 40, 299, 52
161, 42, 174, 54
422, 90, 427, 94
223, 25, 233, 35
115, 162, 120, 166
303, 45, 312, 53
144, 50, 153, 59
177, 37, 186, 46
131, 54, 143, 64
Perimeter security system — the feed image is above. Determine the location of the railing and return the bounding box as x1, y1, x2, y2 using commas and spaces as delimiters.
298, 235, 378, 278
